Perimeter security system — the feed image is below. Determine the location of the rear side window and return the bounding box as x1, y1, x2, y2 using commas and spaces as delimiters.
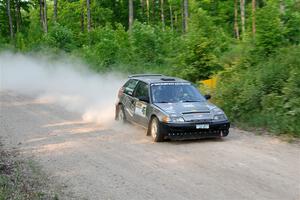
134, 81, 149, 99
123, 79, 139, 96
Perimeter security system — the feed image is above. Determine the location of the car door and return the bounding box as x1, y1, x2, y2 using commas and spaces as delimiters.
133, 81, 150, 127
122, 79, 139, 122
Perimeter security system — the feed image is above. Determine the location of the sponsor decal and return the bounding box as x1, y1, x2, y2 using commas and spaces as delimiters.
183, 103, 194, 108
135, 101, 147, 117
151, 82, 191, 86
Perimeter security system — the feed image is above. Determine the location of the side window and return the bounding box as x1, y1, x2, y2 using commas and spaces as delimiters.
134, 82, 149, 99
124, 79, 138, 96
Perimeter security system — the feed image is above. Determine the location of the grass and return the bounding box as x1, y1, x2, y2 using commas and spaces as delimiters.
0, 143, 60, 200
231, 121, 300, 143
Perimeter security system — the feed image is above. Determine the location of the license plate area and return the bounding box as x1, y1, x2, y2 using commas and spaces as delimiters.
196, 124, 209, 129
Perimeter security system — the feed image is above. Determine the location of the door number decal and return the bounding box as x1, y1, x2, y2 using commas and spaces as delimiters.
135, 102, 147, 117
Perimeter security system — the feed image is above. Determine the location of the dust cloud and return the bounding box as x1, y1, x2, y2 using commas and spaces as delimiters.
0, 52, 126, 125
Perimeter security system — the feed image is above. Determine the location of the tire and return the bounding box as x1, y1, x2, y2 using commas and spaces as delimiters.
221, 129, 229, 137
116, 104, 126, 123
149, 117, 164, 142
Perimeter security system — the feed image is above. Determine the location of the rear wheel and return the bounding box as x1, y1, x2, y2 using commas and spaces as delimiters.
116, 104, 126, 123
149, 117, 164, 142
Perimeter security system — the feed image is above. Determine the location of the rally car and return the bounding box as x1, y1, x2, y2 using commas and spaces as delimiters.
115, 74, 230, 142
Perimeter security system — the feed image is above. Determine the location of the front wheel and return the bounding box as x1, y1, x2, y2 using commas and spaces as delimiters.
149, 117, 164, 142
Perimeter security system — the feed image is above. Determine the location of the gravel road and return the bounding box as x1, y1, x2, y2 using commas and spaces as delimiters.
0, 91, 299, 200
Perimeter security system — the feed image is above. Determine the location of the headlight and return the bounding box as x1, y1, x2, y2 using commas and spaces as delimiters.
213, 114, 227, 121
212, 108, 224, 115
211, 107, 227, 121
171, 117, 185, 123
162, 116, 185, 123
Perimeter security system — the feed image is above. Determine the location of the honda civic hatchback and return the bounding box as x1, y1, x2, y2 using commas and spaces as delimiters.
115, 74, 230, 142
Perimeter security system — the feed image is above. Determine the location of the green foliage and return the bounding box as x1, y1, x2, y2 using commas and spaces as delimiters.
175, 8, 229, 82
130, 22, 178, 67
283, 1, 300, 45
91, 2, 113, 27
78, 22, 181, 73
82, 25, 122, 70
216, 46, 300, 136
179, 36, 222, 82
255, 2, 285, 56
45, 23, 75, 52
131, 22, 160, 64
57, 0, 83, 34
15, 32, 26, 51
25, 9, 44, 50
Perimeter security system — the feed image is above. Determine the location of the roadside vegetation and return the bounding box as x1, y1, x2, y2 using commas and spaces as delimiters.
0, 142, 59, 200
0, 0, 299, 136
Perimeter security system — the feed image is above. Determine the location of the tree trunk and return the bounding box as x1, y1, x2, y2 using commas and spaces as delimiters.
152, 0, 155, 23
240, 0, 245, 37
80, 1, 84, 32
234, 0, 240, 39
279, 0, 285, 14
7, 0, 14, 39
146, 0, 150, 23
140, 0, 145, 22
182, 0, 188, 33
87, 0, 91, 32
15, 0, 21, 32
169, 3, 173, 31
39, 0, 47, 33
54, 0, 57, 21
252, 0, 256, 37
160, 0, 165, 30
43, 0, 48, 33
39, 0, 44, 30
128, 0, 133, 31
175, 12, 178, 30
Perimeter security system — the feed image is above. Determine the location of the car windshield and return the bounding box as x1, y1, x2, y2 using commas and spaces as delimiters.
151, 83, 206, 103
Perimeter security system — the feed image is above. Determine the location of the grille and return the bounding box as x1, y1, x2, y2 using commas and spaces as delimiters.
183, 112, 212, 122
167, 130, 221, 140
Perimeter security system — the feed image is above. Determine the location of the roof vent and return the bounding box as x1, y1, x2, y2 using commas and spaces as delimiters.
128, 74, 163, 78
161, 78, 176, 81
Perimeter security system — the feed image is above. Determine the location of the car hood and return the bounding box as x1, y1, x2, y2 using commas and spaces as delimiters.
154, 101, 216, 115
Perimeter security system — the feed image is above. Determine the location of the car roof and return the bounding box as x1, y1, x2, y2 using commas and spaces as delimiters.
128, 74, 190, 84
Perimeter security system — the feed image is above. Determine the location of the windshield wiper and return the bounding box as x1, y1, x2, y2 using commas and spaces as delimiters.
155, 101, 169, 103
182, 100, 202, 102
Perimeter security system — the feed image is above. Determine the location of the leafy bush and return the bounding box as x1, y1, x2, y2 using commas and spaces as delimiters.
255, 2, 285, 56
45, 23, 75, 52
175, 8, 229, 82
216, 45, 300, 136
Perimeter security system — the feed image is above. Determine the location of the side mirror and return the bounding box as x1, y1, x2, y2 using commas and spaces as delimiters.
138, 96, 149, 103
204, 94, 211, 100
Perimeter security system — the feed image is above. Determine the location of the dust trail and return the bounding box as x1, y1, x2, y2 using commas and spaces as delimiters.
0, 52, 126, 125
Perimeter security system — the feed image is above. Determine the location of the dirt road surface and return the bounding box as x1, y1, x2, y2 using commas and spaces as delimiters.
0, 91, 299, 200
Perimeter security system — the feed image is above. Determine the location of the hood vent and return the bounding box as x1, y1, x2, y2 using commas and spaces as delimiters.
182, 111, 210, 114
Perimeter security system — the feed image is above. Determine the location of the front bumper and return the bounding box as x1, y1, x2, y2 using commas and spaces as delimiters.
160, 121, 230, 140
